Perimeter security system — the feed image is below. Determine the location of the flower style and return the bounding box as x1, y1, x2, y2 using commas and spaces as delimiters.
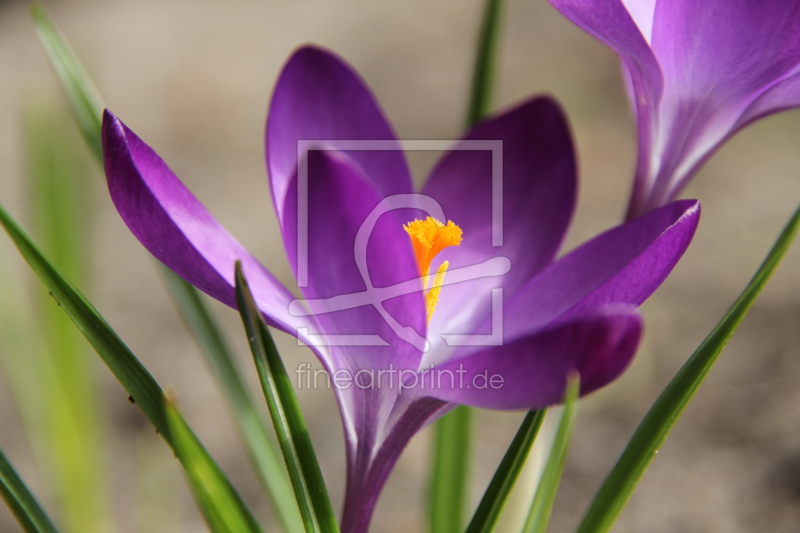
101, 46, 699, 532
548, 0, 800, 219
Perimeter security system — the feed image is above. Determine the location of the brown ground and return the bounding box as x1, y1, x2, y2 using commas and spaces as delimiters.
1, 1, 799, 532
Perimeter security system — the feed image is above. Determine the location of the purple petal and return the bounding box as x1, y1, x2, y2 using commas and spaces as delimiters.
547, 0, 664, 219
502, 199, 699, 339
426, 308, 642, 409
101, 110, 309, 336
280, 149, 426, 373
421, 97, 576, 339
267, 46, 413, 224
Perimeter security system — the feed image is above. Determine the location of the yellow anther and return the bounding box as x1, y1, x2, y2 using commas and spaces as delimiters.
403, 217, 462, 323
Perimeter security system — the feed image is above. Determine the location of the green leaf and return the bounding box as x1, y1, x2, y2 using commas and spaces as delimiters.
465, 0, 504, 127
465, 410, 546, 533
428, 406, 473, 533
162, 270, 304, 533
0, 448, 60, 533
165, 400, 264, 533
234, 263, 339, 533
30, 3, 105, 161
31, 5, 300, 528
0, 202, 262, 533
523, 376, 580, 533
577, 203, 800, 533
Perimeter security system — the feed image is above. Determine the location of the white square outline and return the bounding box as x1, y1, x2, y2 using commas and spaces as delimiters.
294, 139, 504, 349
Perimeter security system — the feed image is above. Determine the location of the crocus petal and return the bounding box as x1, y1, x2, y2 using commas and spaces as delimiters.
101, 110, 310, 336
267, 46, 413, 224
422, 97, 576, 339
643, 0, 800, 208
501, 199, 699, 340
426, 307, 642, 409
281, 149, 426, 374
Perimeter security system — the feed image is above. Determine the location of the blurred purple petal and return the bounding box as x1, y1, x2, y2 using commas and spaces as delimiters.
550, 0, 800, 218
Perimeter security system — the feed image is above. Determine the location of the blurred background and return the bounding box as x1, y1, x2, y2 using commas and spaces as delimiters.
1, 0, 799, 532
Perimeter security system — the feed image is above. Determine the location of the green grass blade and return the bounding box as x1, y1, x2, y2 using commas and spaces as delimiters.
576, 203, 800, 533
165, 400, 264, 533
31, 6, 300, 528
24, 97, 114, 533
523, 376, 580, 533
465, 410, 546, 533
0, 449, 60, 533
234, 263, 339, 533
428, 406, 473, 533
30, 3, 105, 161
465, 0, 504, 127
162, 270, 304, 533
0, 203, 263, 533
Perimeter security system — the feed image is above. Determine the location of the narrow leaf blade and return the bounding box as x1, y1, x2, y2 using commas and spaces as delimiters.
523, 376, 580, 533
465, 410, 546, 533
0, 203, 262, 533
235, 263, 339, 533
577, 203, 800, 533
162, 270, 304, 533
465, 0, 504, 127
0, 449, 60, 533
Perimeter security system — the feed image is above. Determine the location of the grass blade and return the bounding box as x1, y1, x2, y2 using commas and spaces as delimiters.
428, 406, 473, 533
465, 0, 504, 127
30, 3, 104, 161
0, 449, 60, 533
577, 203, 800, 533
0, 203, 262, 533
31, 6, 300, 528
165, 400, 264, 533
465, 410, 546, 533
162, 270, 304, 533
234, 263, 339, 533
523, 376, 580, 533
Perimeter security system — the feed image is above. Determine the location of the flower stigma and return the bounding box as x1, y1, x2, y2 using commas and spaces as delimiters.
403, 216, 463, 323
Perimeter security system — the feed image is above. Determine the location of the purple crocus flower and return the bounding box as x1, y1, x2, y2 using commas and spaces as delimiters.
548, 0, 800, 219
101, 46, 699, 532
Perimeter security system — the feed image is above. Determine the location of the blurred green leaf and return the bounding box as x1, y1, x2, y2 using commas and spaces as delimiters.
428, 406, 473, 533
576, 202, 800, 533
523, 376, 579, 533
0, 449, 60, 533
0, 202, 262, 533
23, 97, 113, 533
165, 400, 264, 533
31, 5, 300, 528
465, 410, 546, 533
235, 263, 339, 533
466, 0, 504, 127
31, 3, 104, 161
